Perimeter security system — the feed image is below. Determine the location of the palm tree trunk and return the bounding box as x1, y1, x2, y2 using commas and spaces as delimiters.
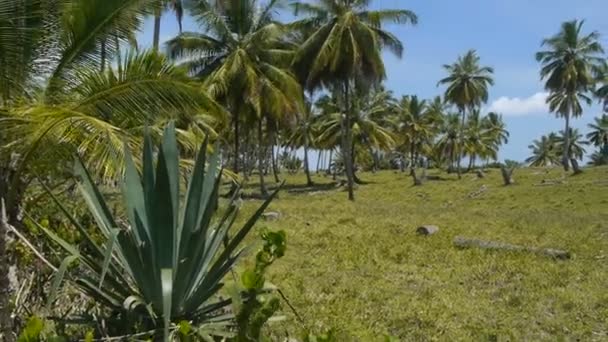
367, 145, 377, 173
233, 114, 240, 174
0, 215, 12, 342
316, 150, 322, 173
0, 163, 24, 342
342, 80, 355, 201
562, 113, 571, 172
457, 108, 466, 179
271, 144, 280, 183
409, 142, 416, 176
327, 149, 333, 175
153, 5, 162, 52
257, 119, 268, 198
303, 133, 313, 186
467, 154, 475, 171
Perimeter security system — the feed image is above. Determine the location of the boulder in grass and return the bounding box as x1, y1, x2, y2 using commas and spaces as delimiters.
262, 211, 281, 221
416, 225, 439, 235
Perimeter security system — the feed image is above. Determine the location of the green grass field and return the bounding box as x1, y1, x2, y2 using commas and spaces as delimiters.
238, 167, 608, 341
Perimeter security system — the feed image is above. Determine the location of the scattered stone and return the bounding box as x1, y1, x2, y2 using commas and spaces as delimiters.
537, 178, 566, 186
453, 236, 570, 260
416, 225, 439, 235
262, 211, 280, 221
467, 185, 488, 199
476, 170, 485, 178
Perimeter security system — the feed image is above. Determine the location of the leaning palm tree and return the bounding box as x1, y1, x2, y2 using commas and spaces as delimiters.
526, 134, 561, 167
536, 19, 604, 171
586, 114, 608, 156
438, 50, 494, 179
291, 0, 417, 200
166, 0, 303, 177
555, 128, 588, 172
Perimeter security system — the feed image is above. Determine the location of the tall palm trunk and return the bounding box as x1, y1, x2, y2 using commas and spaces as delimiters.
271, 140, 280, 183
342, 81, 355, 200
457, 107, 466, 179
257, 119, 268, 197
562, 113, 571, 172
367, 145, 378, 173
327, 149, 333, 175
153, 4, 162, 52
316, 150, 322, 173
0, 161, 24, 342
468, 154, 475, 171
232, 113, 240, 174
0, 203, 11, 342
303, 131, 313, 186
409, 141, 416, 176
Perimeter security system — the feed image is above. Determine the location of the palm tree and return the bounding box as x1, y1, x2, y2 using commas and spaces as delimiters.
556, 128, 588, 166
478, 111, 509, 165
463, 110, 489, 170
536, 19, 604, 171
166, 0, 303, 177
152, 0, 183, 51
436, 112, 461, 172
438, 50, 494, 179
315, 88, 396, 179
286, 100, 318, 186
526, 134, 560, 167
588, 151, 608, 166
394, 95, 441, 171
291, 0, 417, 200
586, 114, 608, 156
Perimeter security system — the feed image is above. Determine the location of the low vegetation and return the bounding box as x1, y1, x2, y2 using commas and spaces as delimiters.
239, 168, 608, 340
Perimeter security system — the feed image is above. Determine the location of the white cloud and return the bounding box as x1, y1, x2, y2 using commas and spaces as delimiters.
487, 92, 549, 116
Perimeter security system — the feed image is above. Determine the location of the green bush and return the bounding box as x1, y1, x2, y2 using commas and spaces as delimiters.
23, 123, 282, 340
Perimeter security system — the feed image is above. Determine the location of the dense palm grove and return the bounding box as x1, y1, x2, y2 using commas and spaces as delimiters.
1, 0, 608, 340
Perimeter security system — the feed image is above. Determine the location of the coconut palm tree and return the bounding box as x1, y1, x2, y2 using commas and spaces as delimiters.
152, 0, 183, 51
436, 112, 461, 172
285, 100, 319, 187
586, 114, 608, 156
394, 95, 441, 171
555, 128, 588, 167
438, 50, 494, 179
291, 0, 417, 200
526, 133, 561, 167
315, 88, 396, 179
477, 112, 509, 165
166, 0, 303, 176
536, 19, 604, 171
588, 151, 608, 166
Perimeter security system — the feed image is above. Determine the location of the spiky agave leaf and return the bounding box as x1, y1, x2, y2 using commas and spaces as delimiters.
26, 122, 280, 338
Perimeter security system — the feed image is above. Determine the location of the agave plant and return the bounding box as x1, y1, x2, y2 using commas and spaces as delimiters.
26, 123, 279, 340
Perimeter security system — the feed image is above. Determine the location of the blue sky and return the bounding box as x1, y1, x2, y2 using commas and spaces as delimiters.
137, 0, 608, 162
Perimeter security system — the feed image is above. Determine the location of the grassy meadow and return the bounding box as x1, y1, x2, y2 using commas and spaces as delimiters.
237, 167, 608, 341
